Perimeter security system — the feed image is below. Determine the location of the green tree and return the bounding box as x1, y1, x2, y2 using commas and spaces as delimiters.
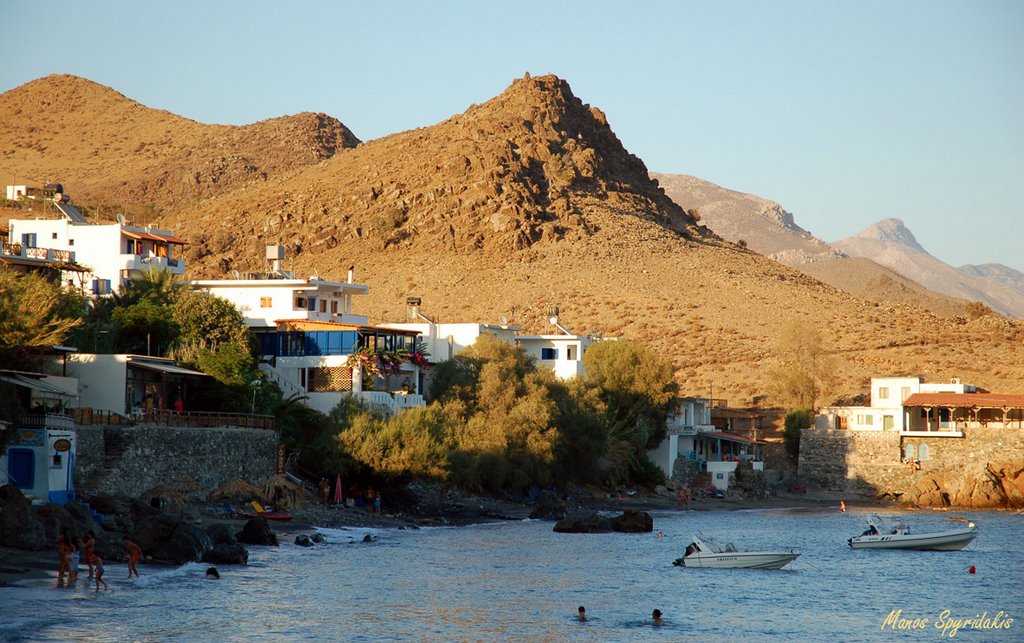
583, 340, 676, 484
0, 271, 82, 352
119, 266, 182, 306
172, 290, 251, 348
783, 408, 815, 463
111, 299, 179, 355
766, 321, 836, 411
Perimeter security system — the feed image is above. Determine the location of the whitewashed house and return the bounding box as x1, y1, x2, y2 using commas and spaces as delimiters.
188, 248, 424, 416
6, 205, 186, 295
816, 376, 981, 433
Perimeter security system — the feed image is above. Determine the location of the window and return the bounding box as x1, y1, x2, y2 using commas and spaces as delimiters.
856, 414, 874, 426
901, 387, 911, 401
68, 239, 74, 246
91, 279, 111, 295
331, 300, 338, 314
307, 296, 317, 312
541, 348, 558, 360
295, 297, 306, 310
52, 232, 58, 239
319, 300, 326, 313
566, 346, 577, 360
878, 387, 889, 400
21, 233, 36, 247
260, 297, 273, 308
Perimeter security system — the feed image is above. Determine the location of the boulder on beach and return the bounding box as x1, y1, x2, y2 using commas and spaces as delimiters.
294, 534, 314, 547
236, 516, 278, 546
553, 512, 612, 533
205, 524, 238, 546
529, 491, 567, 520
553, 510, 654, 534
0, 484, 46, 550
203, 542, 249, 565
609, 509, 653, 533
133, 513, 214, 564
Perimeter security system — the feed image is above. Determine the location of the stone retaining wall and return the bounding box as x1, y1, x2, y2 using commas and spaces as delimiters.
798, 427, 1024, 508
75, 425, 278, 497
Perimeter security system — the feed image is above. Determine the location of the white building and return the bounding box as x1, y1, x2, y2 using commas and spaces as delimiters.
188, 254, 424, 417
6, 214, 186, 295
816, 376, 981, 433
66, 354, 206, 416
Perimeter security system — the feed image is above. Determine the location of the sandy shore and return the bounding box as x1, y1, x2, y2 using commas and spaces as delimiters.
0, 490, 880, 589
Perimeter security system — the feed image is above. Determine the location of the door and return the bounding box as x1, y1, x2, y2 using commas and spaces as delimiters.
883, 415, 894, 431
7, 448, 34, 488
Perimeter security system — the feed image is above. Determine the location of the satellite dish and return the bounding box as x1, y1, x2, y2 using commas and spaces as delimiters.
498, 315, 508, 325
117, 213, 127, 225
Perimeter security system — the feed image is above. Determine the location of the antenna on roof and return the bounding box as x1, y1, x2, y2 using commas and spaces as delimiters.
498, 314, 508, 326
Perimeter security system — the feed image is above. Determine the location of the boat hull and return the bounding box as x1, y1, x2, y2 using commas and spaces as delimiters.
848, 527, 976, 551
680, 551, 800, 569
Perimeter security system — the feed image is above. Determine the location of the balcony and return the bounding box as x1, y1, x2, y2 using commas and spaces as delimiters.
2, 244, 75, 263
122, 253, 185, 274
21, 412, 75, 430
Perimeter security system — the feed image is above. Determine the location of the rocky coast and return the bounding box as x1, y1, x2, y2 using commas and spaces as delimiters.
0, 479, 878, 589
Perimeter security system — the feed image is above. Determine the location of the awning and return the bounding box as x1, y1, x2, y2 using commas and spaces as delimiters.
122, 230, 189, 245
699, 431, 755, 445
0, 374, 77, 396
127, 360, 207, 377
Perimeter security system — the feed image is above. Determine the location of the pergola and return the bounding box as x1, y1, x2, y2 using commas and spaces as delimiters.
902, 392, 1024, 431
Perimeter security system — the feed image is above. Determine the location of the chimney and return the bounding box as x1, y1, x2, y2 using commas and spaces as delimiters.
347, 265, 354, 284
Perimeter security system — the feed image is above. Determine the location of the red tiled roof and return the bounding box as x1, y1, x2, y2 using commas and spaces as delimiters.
903, 392, 1024, 408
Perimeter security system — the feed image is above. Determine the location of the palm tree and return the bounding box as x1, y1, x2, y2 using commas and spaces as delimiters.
120, 267, 182, 306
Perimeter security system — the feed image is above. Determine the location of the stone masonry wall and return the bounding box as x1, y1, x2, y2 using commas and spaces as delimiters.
799, 427, 1024, 508
75, 425, 278, 497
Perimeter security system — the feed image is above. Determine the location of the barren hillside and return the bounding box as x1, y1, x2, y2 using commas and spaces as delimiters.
5, 73, 1024, 404
0, 74, 359, 218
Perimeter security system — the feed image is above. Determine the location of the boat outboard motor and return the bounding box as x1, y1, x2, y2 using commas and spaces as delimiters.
684, 542, 698, 557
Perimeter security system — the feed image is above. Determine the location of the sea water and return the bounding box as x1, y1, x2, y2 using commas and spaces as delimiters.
1, 508, 1021, 642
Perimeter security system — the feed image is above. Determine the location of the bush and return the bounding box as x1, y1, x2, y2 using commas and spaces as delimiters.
783, 408, 815, 462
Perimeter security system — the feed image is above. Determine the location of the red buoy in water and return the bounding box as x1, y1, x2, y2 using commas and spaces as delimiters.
969, 565, 976, 574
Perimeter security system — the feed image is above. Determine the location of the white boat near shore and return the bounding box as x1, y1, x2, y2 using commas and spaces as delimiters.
848, 515, 978, 551
673, 535, 800, 569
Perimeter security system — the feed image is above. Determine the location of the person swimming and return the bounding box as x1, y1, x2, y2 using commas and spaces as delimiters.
577, 606, 587, 622
652, 609, 664, 626
205, 567, 220, 579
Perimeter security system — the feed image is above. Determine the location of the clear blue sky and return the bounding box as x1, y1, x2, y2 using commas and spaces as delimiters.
2, 1, 1022, 271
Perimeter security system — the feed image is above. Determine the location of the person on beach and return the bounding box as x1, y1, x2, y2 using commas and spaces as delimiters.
94, 555, 108, 591
69, 538, 81, 582
319, 478, 329, 504
123, 536, 142, 578
577, 606, 587, 622
374, 490, 382, 515
56, 529, 71, 583
652, 609, 664, 626
84, 530, 96, 579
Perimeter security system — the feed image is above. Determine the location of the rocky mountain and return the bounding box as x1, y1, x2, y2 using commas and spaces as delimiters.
833, 219, 1024, 318
0, 74, 359, 218
4, 73, 1024, 404
651, 173, 968, 317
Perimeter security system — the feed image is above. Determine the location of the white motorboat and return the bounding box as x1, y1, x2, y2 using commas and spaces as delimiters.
673, 535, 800, 569
847, 515, 977, 551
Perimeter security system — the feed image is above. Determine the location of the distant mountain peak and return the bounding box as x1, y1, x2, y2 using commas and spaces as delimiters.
855, 218, 926, 253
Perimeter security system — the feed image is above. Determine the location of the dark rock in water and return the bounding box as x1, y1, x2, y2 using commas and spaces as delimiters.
236, 517, 278, 546
529, 491, 567, 520
362, 534, 377, 543
0, 484, 46, 550
294, 534, 313, 547
310, 533, 325, 544
134, 513, 214, 564
610, 510, 653, 533
203, 543, 249, 565
205, 524, 238, 546
553, 512, 612, 533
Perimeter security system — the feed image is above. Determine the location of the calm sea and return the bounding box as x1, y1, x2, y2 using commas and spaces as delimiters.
1, 508, 1021, 642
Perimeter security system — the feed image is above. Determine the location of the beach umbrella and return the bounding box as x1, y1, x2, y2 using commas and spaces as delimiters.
333, 474, 343, 505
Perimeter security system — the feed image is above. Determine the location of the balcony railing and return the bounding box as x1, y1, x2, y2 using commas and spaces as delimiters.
73, 407, 276, 431
1, 244, 75, 263
21, 412, 75, 430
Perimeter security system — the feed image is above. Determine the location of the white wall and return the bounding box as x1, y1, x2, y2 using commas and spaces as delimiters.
190, 280, 369, 329
517, 335, 590, 380
66, 354, 128, 414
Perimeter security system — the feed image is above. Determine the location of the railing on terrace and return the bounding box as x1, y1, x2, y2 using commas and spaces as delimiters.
22, 412, 75, 430
73, 408, 276, 431
136, 410, 277, 431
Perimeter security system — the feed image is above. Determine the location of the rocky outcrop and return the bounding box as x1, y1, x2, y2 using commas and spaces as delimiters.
609, 510, 653, 533
203, 543, 249, 565
528, 491, 567, 520
0, 485, 46, 550
553, 510, 653, 534
237, 517, 278, 546
132, 512, 214, 564
898, 463, 1024, 509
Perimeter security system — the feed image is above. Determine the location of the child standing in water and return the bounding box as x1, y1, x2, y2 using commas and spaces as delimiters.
94, 555, 108, 592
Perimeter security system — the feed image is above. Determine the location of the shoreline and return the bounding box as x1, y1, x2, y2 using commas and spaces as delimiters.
4, 490, 985, 590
